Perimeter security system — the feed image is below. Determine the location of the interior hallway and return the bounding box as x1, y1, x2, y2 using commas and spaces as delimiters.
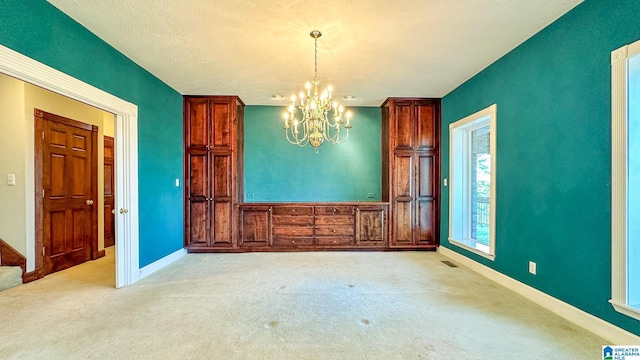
0, 249, 605, 359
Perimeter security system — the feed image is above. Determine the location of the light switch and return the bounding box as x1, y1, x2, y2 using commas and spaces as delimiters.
7, 174, 16, 186
175, 179, 180, 187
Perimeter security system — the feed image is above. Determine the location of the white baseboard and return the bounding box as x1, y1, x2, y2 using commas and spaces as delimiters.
138, 248, 187, 280
438, 246, 640, 344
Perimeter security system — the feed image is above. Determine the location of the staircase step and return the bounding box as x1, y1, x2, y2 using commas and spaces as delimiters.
0, 266, 22, 291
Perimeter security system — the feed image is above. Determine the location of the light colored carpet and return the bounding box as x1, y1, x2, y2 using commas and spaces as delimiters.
0, 248, 606, 359
0, 266, 22, 291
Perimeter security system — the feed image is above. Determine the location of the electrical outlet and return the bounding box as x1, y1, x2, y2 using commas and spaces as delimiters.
367, 192, 375, 198
7, 174, 15, 186
529, 261, 537, 275
247, 192, 255, 198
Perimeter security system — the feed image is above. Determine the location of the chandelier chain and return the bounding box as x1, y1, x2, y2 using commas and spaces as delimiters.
314, 35, 318, 79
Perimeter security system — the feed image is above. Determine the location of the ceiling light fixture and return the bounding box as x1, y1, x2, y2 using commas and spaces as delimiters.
282, 30, 352, 153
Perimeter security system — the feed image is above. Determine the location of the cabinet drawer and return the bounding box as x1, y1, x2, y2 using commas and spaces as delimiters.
316, 236, 355, 246
273, 226, 314, 237
272, 206, 313, 216
315, 206, 354, 215
272, 215, 314, 226
315, 225, 354, 236
272, 237, 314, 247
315, 215, 353, 226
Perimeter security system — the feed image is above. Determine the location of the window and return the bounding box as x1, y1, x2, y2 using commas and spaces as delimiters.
611, 39, 640, 320
449, 104, 497, 259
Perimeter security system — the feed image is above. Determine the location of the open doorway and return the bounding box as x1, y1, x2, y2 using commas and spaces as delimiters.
0, 44, 140, 288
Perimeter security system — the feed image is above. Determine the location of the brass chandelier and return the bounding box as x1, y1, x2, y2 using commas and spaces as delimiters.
282, 30, 352, 153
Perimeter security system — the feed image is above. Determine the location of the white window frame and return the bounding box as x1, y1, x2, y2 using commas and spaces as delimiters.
449, 104, 497, 260
610, 38, 640, 320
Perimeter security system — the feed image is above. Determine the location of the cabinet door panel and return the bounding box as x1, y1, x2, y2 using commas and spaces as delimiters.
213, 154, 231, 198
188, 153, 209, 198
416, 200, 435, 245
189, 201, 209, 246
416, 103, 435, 150
393, 201, 413, 245
212, 201, 232, 246
212, 101, 231, 148
394, 155, 413, 197
417, 154, 434, 197
394, 101, 414, 149
356, 207, 386, 245
240, 207, 271, 247
185, 98, 209, 149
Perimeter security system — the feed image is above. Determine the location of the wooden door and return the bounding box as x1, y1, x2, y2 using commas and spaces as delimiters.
35, 109, 98, 275
416, 153, 436, 245
211, 153, 233, 246
356, 205, 387, 247
393, 101, 415, 150
186, 150, 211, 247
103, 136, 115, 248
415, 101, 437, 150
239, 206, 271, 248
392, 153, 414, 246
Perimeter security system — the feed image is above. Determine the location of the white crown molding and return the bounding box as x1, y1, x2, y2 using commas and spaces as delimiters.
438, 246, 640, 344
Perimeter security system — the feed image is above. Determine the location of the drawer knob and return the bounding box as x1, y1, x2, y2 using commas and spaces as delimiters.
333, 208, 337, 213
292, 209, 295, 213
292, 240, 295, 244
333, 230, 336, 233
292, 220, 295, 223
333, 220, 336, 223
333, 240, 337, 244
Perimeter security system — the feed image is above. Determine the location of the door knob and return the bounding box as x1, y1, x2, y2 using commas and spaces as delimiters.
119, 208, 129, 214
86, 199, 94, 205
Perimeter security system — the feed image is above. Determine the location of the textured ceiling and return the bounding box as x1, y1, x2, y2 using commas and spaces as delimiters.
47, 0, 583, 106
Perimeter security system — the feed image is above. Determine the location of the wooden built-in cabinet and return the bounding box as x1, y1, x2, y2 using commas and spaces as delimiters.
183, 95, 440, 253
237, 204, 388, 250
382, 98, 440, 249
184, 96, 244, 250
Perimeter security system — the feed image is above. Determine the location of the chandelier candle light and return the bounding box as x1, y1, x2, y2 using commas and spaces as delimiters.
283, 30, 352, 153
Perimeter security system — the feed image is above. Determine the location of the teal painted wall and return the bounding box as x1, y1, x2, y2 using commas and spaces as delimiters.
244, 106, 381, 202
441, 0, 640, 335
0, 0, 184, 267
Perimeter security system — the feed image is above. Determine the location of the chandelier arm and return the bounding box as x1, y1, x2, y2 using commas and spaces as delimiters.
322, 119, 344, 144
285, 128, 309, 147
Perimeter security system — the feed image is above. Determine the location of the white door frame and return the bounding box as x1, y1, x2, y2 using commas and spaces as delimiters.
0, 44, 140, 288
